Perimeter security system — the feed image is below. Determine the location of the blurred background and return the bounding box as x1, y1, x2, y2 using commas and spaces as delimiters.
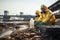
0, 0, 58, 15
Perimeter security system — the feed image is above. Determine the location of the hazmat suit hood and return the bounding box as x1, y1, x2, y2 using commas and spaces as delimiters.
36, 10, 41, 17
41, 4, 49, 13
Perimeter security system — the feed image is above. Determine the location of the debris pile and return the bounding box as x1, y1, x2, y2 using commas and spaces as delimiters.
0, 28, 41, 40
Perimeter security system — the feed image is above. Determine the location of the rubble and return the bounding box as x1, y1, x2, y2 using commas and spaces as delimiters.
0, 28, 41, 40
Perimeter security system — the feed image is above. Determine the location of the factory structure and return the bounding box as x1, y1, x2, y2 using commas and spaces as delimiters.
49, 0, 60, 18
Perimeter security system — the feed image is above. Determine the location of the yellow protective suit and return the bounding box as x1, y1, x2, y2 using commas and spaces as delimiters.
35, 10, 42, 21
41, 4, 56, 24
35, 5, 56, 25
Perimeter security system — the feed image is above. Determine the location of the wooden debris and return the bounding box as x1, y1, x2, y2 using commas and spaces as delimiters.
0, 28, 41, 40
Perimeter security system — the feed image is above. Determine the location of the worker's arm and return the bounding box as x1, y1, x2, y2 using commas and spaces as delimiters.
42, 12, 53, 23
49, 10, 56, 22
50, 14, 56, 22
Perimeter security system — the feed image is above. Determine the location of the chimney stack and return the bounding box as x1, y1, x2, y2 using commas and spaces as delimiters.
20, 12, 23, 15
4, 10, 9, 15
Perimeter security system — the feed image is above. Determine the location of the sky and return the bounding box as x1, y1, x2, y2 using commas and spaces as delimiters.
0, 0, 58, 15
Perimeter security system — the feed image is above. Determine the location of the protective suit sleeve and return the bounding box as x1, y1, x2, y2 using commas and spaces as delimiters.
42, 11, 53, 23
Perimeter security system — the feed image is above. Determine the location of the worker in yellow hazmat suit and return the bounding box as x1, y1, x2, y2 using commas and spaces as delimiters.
34, 4, 56, 31
34, 10, 44, 31
35, 10, 42, 21
40, 4, 56, 25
